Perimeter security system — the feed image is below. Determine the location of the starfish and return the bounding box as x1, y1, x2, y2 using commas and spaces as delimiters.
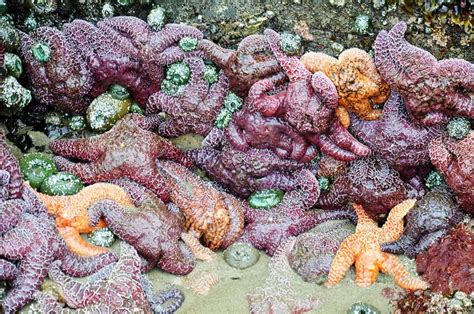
34, 242, 151, 313
429, 131, 474, 214
247, 237, 320, 313
317, 157, 420, 217
350, 91, 444, 169
0, 130, 23, 200
0, 212, 117, 313
225, 108, 318, 163
241, 169, 356, 256
29, 182, 133, 257
382, 187, 463, 258
199, 34, 284, 96
187, 128, 308, 197
246, 29, 370, 161
146, 57, 229, 137
50, 113, 192, 202
326, 200, 429, 290
87, 179, 196, 275
416, 226, 473, 295
374, 21, 474, 125
156, 160, 245, 250
301, 48, 389, 128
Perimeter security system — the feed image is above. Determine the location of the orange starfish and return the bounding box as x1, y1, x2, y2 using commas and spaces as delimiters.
301, 48, 389, 128
30, 183, 133, 257
326, 199, 429, 291
157, 160, 244, 251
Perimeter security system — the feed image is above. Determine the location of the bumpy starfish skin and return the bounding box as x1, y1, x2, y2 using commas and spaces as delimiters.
350, 91, 444, 168
241, 169, 356, 256
30, 183, 133, 257
327, 200, 429, 290
34, 242, 151, 313
225, 108, 318, 162
0, 213, 117, 313
188, 128, 308, 197
375, 22, 474, 125
87, 180, 196, 275
382, 187, 463, 258
301, 48, 389, 128
0, 131, 23, 200
249, 29, 370, 161
157, 160, 244, 250
416, 226, 473, 295
429, 131, 474, 214
147, 57, 229, 137
318, 157, 420, 216
19, 27, 93, 114
199, 34, 284, 96
288, 220, 353, 283
50, 113, 192, 202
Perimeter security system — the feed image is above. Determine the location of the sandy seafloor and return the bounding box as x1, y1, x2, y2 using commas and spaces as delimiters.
20, 219, 422, 313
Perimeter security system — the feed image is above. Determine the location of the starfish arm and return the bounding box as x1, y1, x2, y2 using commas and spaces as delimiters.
158, 119, 185, 138
326, 237, 357, 287
148, 287, 185, 314
0, 199, 28, 234
207, 70, 229, 109
135, 114, 164, 131
0, 259, 18, 280
247, 79, 281, 115
22, 186, 48, 214
198, 39, 234, 69
336, 106, 351, 128
183, 57, 208, 99
57, 226, 109, 257
53, 157, 106, 184
379, 253, 429, 291
409, 229, 447, 258
352, 204, 378, 231
158, 241, 196, 276
48, 261, 105, 308
380, 199, 416, 243
50, 139, 102, 162
328, 121, 371, 157
181, 232, 216, 261
359, 104, 383, 121
153, 140, 191, 166
224, 121, 250, 151
317, 178, 350, 208
445, 92, 474, 120
202, 128, 225, 148
146, 91, 179, 114
131, 170, 170, 202
428, 136, 451, 174
255, 172, 298, 191
419, 111, 449, 126
34, 292, 66, 312
58, 246, 118, 277
155, 46, 203, 65
109, 242, 143, 283
220, 193, 245, 248
381, 233, 416, 255
311, 71, 339, 111
2, 247, 54, 314
309, 133, 359, 162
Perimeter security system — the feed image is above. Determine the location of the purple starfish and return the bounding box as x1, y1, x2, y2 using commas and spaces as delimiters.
350, 91, 444, 169
317, 157, 421, 217
0, 212, 117, 313
225, 108, 318, 163
381, 187, 463, 258
199, 34, 284, 96
374, 21, 474, 126
1, 130, 24, 201
88, 179, 196, 275
187, 129, 308, 197
147, 57, 229, 137
240, 169, 355, 256
34, 242, 151, 313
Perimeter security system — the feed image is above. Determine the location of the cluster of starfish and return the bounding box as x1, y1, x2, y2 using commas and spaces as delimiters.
3, 13, 473, 313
